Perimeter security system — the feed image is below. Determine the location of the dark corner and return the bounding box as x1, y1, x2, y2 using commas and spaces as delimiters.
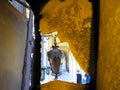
88, 0, 100, 90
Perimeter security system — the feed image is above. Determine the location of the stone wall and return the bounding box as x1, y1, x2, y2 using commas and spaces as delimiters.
0, 0, 27, 90
40, 0, 93, 89
40, 0, 92, 76
97, 0, 120, 90
41, 80, 86, 90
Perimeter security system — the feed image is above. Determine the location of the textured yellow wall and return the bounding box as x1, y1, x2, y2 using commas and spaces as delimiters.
41, 80, 86, 90
97, 0, 120, 90
0, 0, 27, 90
40, 0, 92, 75
40, 0, 92, 89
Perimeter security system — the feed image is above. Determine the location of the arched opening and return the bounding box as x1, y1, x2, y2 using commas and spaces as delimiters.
40, 32, 91, 84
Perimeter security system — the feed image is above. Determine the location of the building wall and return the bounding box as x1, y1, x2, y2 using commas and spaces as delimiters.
97, 0, 120, 90
41, 80, 85, 90
40, 0, 92, 89
40, 0, 92, 76
8, 0, 26, 16
0, 0, 27, 90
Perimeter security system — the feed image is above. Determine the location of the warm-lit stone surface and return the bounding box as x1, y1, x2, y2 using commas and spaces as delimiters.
40, 0, 92, 75
97, 0, 120, 90
41, 80, 86, 90
0, 0, 27, 90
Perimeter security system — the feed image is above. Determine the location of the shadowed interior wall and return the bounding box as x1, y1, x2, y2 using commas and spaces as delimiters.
0, 0, 27, 90
97, 0, 120, 90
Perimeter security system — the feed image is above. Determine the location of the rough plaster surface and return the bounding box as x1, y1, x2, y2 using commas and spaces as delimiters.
40, 0, 92, 89
41, 80, 86, 90
0, 0, 27, 90
97, 0, 120, 90
40, 0, 92, 75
